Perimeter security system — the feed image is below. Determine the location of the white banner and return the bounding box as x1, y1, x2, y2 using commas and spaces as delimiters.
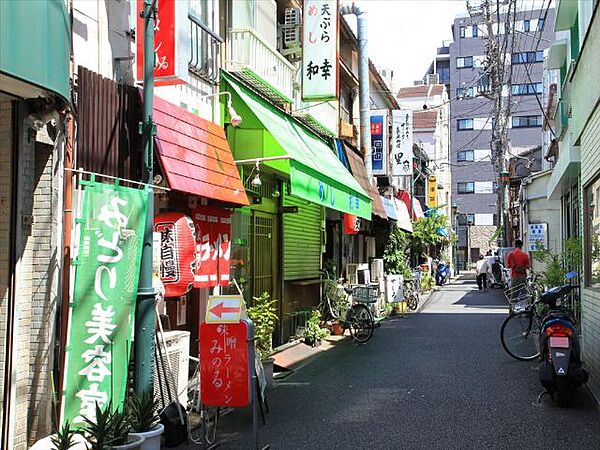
302, 0, 338, 101
391, 109, 413, 176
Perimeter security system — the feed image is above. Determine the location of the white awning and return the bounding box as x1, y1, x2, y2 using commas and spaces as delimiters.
394, 199, 413, 233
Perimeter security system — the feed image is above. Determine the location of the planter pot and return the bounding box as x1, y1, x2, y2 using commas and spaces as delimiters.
331, 321, 345, 336
112, 434, 145, 450
129, 423, 164, 450
262, 357, 275, 390
30, 433, 89, 450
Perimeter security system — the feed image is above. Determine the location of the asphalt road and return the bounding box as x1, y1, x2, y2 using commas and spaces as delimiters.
187, 274, 600, 449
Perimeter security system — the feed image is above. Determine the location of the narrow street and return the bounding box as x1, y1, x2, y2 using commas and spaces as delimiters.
212, 274, 600, 449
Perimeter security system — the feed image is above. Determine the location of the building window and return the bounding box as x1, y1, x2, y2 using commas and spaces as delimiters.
458, 182, 475, 194
512, 115, 543, 128
457, 150, 475, 162
584, 176, 600, 289
511, 51, 544, 64
457, 119, 474, 130
524, 19, 530, 32
459, 26, 466, 38
511, 82, 543, 96
538, 18, 545, 31
472, 25, 479, 37
456, 87, 474, 99
457, 56, 473, 68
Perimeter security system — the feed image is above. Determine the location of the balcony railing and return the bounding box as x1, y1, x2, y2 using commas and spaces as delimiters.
293, 100, 338, 137
188, 11, 223, 84
225, 28, 295, 104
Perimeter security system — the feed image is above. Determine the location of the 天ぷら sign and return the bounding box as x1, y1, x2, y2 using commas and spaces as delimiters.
62, 182, 147, 426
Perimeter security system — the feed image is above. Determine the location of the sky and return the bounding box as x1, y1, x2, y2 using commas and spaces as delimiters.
349, 0, 469, 89
346, 0, 552, 90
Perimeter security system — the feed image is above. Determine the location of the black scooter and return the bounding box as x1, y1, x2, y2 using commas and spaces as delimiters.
538, 274, 589, 406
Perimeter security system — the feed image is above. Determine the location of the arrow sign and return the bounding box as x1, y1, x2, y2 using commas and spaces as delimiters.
206, 295, 244, 324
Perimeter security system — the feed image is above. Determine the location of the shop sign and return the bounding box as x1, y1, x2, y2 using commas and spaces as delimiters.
370, 110, 388, 176
199, 320, 253, 408
154, 212, 196, 298
136, 0, 190, 86
343, 213, 361, 235
302, 0, 338, 101
428, 176, 437, 208
391, 109, 413, 177
206, 295, 244, 324
62, 182, 147, 426
528, 223, 548, 251
192, 206, 232, 288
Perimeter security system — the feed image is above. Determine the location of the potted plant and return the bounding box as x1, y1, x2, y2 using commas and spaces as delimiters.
29, 421, 89, 450
247, 292, 278, 388
302, 310, 329, 347
126, 390, 164, 450
82, 403, 145, 450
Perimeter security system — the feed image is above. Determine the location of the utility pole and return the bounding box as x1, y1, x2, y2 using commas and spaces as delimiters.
134, 0, 156, 395
478, 0, 513, 247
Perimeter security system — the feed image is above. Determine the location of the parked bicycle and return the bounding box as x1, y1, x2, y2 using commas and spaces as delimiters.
319, 272, 377, 344
403, 269, 422, 311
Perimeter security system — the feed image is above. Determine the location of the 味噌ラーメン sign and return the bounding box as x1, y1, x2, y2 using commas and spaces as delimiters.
62, 181, 147, 426
302, 0, 338, 101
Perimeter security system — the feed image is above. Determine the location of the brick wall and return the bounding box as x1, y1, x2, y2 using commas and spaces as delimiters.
0, 96, 13, 442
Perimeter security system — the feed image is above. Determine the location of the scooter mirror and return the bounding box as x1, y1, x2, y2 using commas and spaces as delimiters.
565, 271, 578, 280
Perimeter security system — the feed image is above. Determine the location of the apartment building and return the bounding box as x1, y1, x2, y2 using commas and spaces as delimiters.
447, 8, 555, 264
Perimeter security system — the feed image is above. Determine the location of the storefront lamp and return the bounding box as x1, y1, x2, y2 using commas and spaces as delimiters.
198, 91, 242, 127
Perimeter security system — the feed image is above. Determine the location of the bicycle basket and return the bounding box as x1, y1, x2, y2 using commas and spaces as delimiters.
352, 285, 379, 303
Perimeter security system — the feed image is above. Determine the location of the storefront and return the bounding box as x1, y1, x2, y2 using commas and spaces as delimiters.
0, 1, 71, 447
222, 73, 372, 343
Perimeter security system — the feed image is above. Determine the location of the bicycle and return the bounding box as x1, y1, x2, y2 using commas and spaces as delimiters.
403, 270, 422, 311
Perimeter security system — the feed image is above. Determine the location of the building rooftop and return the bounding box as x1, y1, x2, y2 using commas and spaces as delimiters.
413, 110, 438, 129
397, 85, 445, 98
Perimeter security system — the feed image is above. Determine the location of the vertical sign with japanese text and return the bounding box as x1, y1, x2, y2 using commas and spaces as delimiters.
192, 206, 232, 288
302, 0, 338, 101
370, 110, 388, 176
62, 182, 147, 426
136, 0, 190, 86
199, 320, 253, 408
428, 176, 437, 208
391, 109, 413, 177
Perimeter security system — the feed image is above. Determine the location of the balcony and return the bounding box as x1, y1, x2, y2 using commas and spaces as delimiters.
225, 28, 294, 105
293, 100, 338, 137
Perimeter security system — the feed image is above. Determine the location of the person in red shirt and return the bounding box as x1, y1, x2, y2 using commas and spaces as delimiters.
506, 239, 530, 296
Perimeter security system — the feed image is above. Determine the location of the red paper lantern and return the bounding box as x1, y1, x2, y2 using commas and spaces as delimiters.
154, 212, 196, 297
343, 213, 360, 235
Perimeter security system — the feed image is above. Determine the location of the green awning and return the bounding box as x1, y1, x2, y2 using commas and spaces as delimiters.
223, 73, 372, 219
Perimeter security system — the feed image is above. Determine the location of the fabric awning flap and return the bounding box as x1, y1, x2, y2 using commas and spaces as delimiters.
344, 142, 386, 219
394, 199, 413, 233
153, 95, 249, 206
224, 73, 371, 219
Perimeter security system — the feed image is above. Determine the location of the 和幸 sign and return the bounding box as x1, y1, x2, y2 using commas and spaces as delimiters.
62, 182, 147, 426
302, 0, 338, 101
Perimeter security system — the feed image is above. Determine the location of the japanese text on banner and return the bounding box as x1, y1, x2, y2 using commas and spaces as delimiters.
391, 109, 413, 177
302, 0, 338, 100
62, 183, 147, 426
192, 206, 232, 288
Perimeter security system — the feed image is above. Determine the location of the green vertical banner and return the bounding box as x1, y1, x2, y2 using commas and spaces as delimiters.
62, 181, 147, 426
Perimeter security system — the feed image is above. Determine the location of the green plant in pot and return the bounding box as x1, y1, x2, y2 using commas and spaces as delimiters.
303, 310, 329, 347
82, 402, 144, 450
126, 390, 164, 450
247, 292, 278, 388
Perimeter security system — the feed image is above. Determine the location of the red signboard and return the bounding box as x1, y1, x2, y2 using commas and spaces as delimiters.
343, 213, 360, 235
136, 0, 188, 86
154, 212, 196, 297
199, 321, 251, 408
192, 206, 231, 288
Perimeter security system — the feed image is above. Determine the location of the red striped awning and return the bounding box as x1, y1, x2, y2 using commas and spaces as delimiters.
153, 95, 248, 206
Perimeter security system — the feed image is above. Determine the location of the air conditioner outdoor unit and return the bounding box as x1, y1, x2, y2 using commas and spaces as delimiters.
278, 8, 302, 61
427, 74, 440, 85
154, 330, 190, 409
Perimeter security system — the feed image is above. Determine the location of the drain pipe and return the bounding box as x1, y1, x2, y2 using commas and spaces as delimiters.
341, 4, 372, 178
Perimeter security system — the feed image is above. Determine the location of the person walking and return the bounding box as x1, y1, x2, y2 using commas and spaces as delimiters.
475, 254, 491, 291
506, 239, 530, 298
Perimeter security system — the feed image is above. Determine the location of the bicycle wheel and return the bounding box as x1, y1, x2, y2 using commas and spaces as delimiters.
500, 311, 541, 361
348, 304, 374, 344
